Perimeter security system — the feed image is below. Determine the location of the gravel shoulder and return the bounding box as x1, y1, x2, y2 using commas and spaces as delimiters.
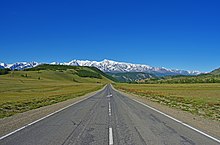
113, 86, 220, 140
0, 86, 105, 137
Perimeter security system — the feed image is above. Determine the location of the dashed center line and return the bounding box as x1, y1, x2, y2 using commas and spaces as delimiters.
109, 127, 113, 145
108, 100, 113, 144
108, 102, 111, 116
106, 94, 112, 98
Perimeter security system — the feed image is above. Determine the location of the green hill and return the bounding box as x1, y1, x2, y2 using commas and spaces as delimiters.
108, 72, 156, 82
24, 64, 116, 82
0, 64, 114, 118
210, 68, 220, 75
143, 69, 220, 84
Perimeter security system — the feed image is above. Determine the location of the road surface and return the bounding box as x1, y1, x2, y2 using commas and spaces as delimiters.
1, 85, 219, 145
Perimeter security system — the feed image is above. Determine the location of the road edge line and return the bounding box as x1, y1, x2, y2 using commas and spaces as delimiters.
132, 99, 220, 143
0, 85, 107, 140
111, 85, 220, 143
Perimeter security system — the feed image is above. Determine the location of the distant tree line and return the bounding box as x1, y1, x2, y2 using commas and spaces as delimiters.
0, 68, 10, 75
25, 64, 79, 71
144, 74, 220, 84
76, 70, 102, 79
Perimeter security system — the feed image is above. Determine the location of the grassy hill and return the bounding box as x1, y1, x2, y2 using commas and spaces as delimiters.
108, 72, 156, 83
0, 64, 113, 118
24, 64, 116, 82
143, 72, 220, 84
210, 67, 220, 75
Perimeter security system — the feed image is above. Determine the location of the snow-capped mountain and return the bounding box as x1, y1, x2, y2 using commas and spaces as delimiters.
0, 62, 7, 69
61, 59, 201, 76
0, 62, 40, 70
0, 59, 201, 76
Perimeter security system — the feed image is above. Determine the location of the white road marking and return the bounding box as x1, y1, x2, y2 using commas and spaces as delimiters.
109, 127, 113, 145
107, 94, 112, 98
0, 94, 95, 140
132, 99, 220, 143
109, 102, 111, 116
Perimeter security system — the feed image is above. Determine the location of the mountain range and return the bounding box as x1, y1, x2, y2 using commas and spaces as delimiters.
0, 59, 201, 76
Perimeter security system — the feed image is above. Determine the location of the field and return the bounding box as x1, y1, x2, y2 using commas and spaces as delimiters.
114, 83, 220, 121
0, 67, 111, 118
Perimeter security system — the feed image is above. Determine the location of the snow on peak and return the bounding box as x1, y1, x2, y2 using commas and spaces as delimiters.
2, 62, 40, 70
60, 59, 201, 75
0, 62, 7, 67
1, 59, 202, 76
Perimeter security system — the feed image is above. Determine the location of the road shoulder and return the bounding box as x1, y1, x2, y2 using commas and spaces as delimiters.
0, 86, 105, 137
112, 86, 220, 140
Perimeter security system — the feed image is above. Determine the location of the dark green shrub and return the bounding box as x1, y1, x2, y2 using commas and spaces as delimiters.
76, 70, 102, 79
0, 68, 10, 75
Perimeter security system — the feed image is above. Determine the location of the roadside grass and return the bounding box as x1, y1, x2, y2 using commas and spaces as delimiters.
0, 69, 109, 118
114, 83, 220, 121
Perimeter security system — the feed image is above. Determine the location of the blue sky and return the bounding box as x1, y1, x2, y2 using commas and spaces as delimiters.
0, 0, 219, 72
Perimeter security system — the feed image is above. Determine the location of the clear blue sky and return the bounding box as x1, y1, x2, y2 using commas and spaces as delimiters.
0, 0, 219, 72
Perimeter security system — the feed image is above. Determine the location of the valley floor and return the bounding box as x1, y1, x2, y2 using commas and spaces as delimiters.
114, 87, 220, 140
0, 69, 109, 118
114, 83, 220, 121
1, 85, 219, 145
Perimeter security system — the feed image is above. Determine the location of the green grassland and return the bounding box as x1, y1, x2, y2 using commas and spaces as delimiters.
114, 83, 220, 121
143, 68, 220, 84
0, 65, 112, 118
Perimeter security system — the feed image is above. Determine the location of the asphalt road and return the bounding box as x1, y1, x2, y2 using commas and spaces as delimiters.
1, 85, 219, 145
